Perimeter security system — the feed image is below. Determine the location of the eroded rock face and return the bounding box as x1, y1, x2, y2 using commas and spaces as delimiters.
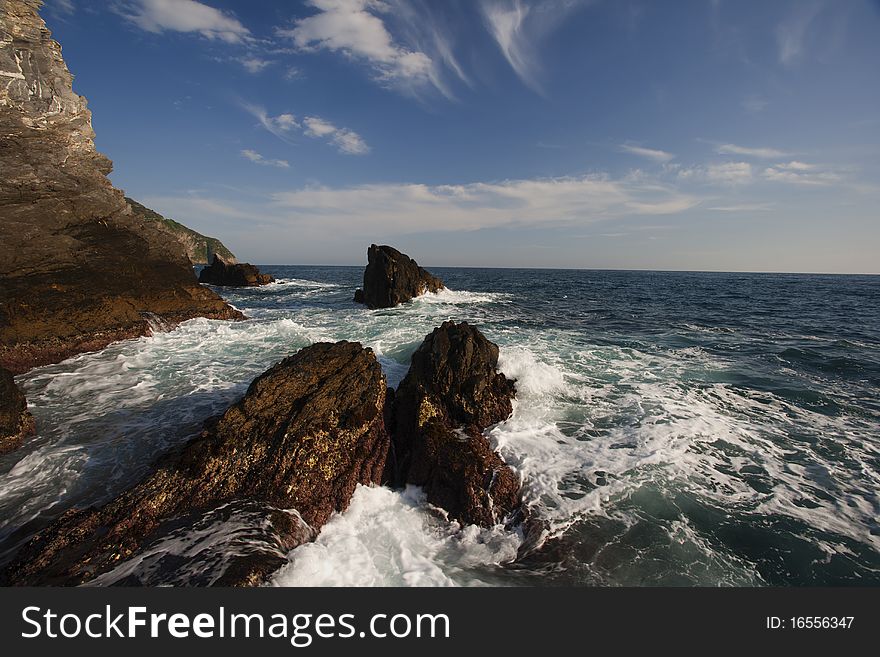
392, 321, 520, 527
0, 366, 35, 455
198, 255, 274, 287
354, 244, 444, 309
0, 1, 242, 374
2, 341, 390, 586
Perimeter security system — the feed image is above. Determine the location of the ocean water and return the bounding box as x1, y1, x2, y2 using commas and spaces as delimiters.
1, 267, 878, 586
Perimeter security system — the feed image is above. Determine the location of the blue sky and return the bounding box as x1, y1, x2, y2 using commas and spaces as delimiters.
43, 0, 880, 272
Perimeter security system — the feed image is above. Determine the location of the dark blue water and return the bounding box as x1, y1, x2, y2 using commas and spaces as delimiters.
3, 268, 878, 586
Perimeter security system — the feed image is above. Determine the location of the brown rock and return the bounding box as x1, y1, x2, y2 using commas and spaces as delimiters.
0, 1, 242, 374
198, 254, 274, 287
0, 366, 35, 455
2, 341, 391, 586
354, 244, 444, 309
392, 321, 521, 526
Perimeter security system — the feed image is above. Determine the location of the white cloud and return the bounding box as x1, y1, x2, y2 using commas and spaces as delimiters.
479, 0, 590, 92
279, 0, 439, 94
303, 116, 370, 155
239, 56, 272, 73
240, 149, 290, 169
120, 0, 251, 43
620, 144, 675, 163
716, 143, 792, 159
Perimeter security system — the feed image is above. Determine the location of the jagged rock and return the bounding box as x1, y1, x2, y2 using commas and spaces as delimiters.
0, 366, 35, 455
126, 198, 236, 266
353, 244, 444, 309
0, 1, 242, 374
2, 341, 391, 586
392, 321, 520, 527
198, 255, 274, 287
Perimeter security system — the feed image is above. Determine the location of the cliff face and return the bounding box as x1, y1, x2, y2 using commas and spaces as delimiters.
126, 198, 236, 266
0, 0, 242, 374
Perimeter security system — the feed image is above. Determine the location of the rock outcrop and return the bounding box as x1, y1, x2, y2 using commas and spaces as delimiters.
198, 255, 274, 287
0, 366, 35, 455
0, 1, 242, 374
126, 198, 236, 266
2, 341, 391, 586
392, 321, 521, 527
353, 244, 444, 309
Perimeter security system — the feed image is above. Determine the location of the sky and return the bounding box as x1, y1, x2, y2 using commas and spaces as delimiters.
42, 0, 880, 272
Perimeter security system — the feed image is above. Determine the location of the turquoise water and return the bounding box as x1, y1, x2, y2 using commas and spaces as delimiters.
1, 267, 878, 585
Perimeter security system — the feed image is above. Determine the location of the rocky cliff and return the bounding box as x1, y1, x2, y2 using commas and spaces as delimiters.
0, 0, 242, 374
126, 198, 236, 266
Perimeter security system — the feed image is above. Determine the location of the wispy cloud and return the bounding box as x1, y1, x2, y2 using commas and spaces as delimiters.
118, 0, 252, 43
239, 56, 273, 73
716, 143, 792, 159
763, 161, 842, 186
278, 0, 443, 96
741, 97, 769, 114
777, 1, 823, 66
240, 149, 290, 169
678, 162, 753, 185
620, 144, 675, 163
269, 173, 698, 234
49, 0, 75, 14
303, 116, 370, 155
479, 0, 590, 93
241, 103, 300, 142
242, 104, 369, 155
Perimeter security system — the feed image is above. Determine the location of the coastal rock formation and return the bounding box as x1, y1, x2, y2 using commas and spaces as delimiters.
2, 341, 391, 586
126, 198, 236, 266
198, 254, 274, 287
0, 1, 241, 374
0, 366, 35, 455
392, 321, 521, 526
354, 244, 444, 309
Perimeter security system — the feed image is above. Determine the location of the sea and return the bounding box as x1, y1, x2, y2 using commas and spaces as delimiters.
1, 267, 878, 586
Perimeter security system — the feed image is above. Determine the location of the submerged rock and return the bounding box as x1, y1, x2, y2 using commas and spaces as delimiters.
392, 321, 521, 527
2, 342, 390, 586
353, 244, 444, 309
0, 1, 241, 374
0, 367, 35, 455
198, 255, 274, 287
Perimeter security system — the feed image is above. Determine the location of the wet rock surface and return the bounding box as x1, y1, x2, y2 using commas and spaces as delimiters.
198, 255, 274, 287
0, 1, 241, 374
0, 366, 35, 455
2, 341, 390, 585
392, 321, 521, 527
354, 244, 444, 309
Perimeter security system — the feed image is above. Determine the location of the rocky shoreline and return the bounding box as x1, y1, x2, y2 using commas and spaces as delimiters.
2, 322, 521, 586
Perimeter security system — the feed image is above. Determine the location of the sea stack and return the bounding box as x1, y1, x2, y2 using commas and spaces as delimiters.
0, 0, 242, 374
2, 342, 391, 586
0, 367, 35, 456
353, 244, 444, 309
391, 321, 521, 527
198, 254, 274, 287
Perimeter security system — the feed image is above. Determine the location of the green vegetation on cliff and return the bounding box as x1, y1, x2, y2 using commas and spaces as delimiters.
126, 198, 236, 265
